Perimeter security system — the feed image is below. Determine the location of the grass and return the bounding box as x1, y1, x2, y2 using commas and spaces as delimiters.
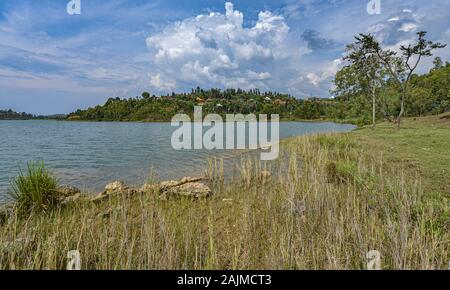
354, 112, 450, 195
9, 162, 59, 217
0, 115, 448, 270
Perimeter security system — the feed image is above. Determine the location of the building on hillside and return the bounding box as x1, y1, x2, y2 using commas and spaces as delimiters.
274, 99, 287, 106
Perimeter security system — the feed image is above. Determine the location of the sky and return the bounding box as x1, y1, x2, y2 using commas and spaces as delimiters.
0, 0, 449, 115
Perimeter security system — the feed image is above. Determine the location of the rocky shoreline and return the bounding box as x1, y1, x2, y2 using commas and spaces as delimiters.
0, 176, 214, 220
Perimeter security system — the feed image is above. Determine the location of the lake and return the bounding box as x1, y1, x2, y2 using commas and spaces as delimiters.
0, 120, 356, 201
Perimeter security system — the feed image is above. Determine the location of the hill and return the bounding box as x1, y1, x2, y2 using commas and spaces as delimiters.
66, 63, 449, 125
0, 110, 34, 120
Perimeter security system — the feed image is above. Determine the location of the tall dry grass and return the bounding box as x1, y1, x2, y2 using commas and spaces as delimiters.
0, 134, 448, 269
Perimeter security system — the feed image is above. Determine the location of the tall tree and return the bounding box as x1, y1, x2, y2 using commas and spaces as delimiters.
343, 40, 385, 128
355, 31, 446, 128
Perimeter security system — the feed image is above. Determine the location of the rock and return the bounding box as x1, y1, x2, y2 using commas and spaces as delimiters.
159, 177, 205, 190
92, 181, 128, 202
159, 180, 182, 189
61, 193, 84, 205
180, 177, 205, 184
57, 185, 81, 197
159, 181, 212, 200
153, 177, 211, 200
105, 181, 127, 192
93, 177, 210, 202
139, 183, 159, 193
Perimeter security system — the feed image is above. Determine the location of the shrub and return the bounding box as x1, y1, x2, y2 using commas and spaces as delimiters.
9, 162, 59, 216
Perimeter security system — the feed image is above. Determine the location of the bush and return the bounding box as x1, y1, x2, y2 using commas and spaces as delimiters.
9, 162, 59, 216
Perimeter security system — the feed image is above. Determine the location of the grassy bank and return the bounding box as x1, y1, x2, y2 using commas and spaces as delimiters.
0, 115, 448, 270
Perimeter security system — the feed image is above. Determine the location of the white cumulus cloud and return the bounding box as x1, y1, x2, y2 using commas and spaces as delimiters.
145, 2, 313, 94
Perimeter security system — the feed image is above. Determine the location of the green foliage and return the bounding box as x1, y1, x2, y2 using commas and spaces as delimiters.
67, 89, 337, 122
9, 162, 59, 217
407, 63, 450, 115
0, 109, 34, 120
333, 61, 450, 122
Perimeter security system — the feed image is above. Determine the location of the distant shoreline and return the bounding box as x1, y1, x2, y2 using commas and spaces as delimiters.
0, 118, 357, 125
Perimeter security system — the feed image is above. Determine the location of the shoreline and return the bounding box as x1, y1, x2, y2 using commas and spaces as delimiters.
0, 118, 358, 125
0, 125, 357, 204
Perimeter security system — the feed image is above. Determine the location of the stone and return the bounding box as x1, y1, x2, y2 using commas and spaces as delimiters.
160, 181, 212, 200
139, 183, 159, 193
159, 180, 182, 189
61, 193, 83, 205
180, 177, 205, 184
92, 181, 132, 202
105, 181, 127, 192
160, 177, 205, 190
92, 177, 211, 202
57, 185, 81, 197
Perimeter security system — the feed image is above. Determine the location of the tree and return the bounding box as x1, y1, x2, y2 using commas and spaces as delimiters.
343, 39, 385, 128
433, 57, 443, 70
356, 31, 446, 129
142, 92, 151, 99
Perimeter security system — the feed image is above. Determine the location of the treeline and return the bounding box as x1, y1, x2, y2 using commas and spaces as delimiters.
0, 110, 67, 120
67, 88, 337, 122
67, 61, 449, 125
0, 109, 34, 120
332, 60, 450, 125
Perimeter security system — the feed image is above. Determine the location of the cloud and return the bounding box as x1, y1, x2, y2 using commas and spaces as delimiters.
145, 2, 297, 93
280, 0, 346, 20
149, 74, 176, 92
301, 29, 334, 50
306, 58, 342, 87
399, 23, 418, 32
367, 8, 421, 46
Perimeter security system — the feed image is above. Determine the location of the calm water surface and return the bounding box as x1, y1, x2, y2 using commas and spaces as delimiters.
0, 120, 355, 200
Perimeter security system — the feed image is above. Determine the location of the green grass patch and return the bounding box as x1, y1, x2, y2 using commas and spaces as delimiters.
354, 114, 450, 195
9, 162, 59, 217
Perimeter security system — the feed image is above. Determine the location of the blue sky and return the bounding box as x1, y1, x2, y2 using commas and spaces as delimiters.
0, 0, 449, 114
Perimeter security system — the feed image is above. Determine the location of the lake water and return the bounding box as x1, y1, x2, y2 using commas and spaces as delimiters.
0, 120, 355, 201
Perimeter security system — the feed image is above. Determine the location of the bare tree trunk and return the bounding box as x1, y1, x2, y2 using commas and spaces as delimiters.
372, 85, 376, 129
397, 93, 405, 130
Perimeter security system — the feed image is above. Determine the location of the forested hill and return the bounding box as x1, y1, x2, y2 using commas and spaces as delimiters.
0, 110, 68, 120
0, 110, 34, 120
67, 89, 337, 122
67, 62, 450, 124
